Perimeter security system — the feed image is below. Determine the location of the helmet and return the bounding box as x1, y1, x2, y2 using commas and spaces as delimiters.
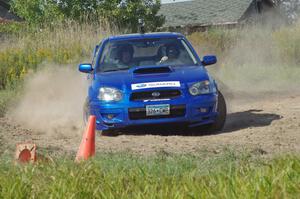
118, 44, 134, 58
166, 44, 180, 58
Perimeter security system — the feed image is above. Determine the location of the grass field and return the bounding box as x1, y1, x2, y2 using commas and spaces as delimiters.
0, 151, 299, 198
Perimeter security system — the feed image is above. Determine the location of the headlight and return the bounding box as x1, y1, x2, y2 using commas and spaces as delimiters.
189, 80, 211, 96
98, 87, 123, 102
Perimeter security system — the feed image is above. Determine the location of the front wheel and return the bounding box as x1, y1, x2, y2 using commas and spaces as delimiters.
83, 99, 119, 136
206, 91, 227, 133
192, 91, 227, 134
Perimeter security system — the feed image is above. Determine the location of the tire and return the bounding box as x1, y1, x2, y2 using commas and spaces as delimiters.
192, 91, 227, 134
83, 100, 120, 136
206, 91, 227, 133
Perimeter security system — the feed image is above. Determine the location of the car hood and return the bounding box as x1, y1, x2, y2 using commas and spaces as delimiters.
93, 65, 209, 92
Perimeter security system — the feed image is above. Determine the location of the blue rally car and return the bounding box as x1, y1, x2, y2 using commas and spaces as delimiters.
79, 32, 226, 133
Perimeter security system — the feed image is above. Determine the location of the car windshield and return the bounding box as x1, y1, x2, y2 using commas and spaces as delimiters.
97, 38, 198, 72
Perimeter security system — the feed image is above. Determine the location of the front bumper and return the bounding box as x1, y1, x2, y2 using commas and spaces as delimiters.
89, 93, 218, 131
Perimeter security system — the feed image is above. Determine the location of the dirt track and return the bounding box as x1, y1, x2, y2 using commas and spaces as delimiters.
0, 93, 299, 157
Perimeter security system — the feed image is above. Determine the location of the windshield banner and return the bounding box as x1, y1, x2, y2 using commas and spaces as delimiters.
131, 81, 181, 90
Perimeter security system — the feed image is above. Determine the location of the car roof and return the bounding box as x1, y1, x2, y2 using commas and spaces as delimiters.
107, 32, 185, 41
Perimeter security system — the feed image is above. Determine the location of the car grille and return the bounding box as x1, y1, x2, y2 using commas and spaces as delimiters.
128, 105, 186, 120
130, 89, 181, 101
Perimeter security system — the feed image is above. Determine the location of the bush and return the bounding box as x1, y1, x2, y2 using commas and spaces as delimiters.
0, 22, 106, 90
0, 89, 17, 117
188, 28, 240, 57
10, 0, 165, 32
273, 23, 300, 65
10, 0, 63, 26
188, 24, 300, 66
0, 22, 25, 35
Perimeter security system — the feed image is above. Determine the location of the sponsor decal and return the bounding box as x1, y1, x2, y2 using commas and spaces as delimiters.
136, 83, 147, 88
131, 81, 180, 90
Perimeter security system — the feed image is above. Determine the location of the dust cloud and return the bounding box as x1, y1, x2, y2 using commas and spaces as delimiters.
9, 65, 88, 137
208, 27, 300, 96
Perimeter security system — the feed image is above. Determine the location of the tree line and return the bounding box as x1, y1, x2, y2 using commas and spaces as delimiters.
10, 0, 165, 32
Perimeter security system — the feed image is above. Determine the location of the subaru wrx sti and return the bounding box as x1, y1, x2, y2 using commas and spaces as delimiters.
79, 32, 226, 133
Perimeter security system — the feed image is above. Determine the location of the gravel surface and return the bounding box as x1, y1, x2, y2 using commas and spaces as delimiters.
1, 93, 299, 157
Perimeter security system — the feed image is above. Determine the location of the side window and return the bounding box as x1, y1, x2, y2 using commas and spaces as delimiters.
99, 43, 110, 65
92, 43, 101, 65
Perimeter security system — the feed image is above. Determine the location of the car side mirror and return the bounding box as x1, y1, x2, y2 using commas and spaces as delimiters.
202, 55, 217, 66
79, 63, 93, 73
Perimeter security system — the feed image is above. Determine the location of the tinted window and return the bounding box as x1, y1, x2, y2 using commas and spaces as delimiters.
97, 38, 198, 72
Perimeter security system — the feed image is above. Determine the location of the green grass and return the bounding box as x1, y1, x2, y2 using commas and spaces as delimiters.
0, 22, 107, 90
0, 89, 19, 117
0, 152, 299, 198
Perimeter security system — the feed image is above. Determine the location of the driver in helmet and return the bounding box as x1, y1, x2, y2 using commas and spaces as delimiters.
117, 44, 135, 67
158, 44, 183, 65
166, 44, 180, 60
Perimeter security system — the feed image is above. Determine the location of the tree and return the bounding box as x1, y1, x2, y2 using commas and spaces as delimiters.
99, 0, 165, 32
56, 0, 100, 21
57, 0, 165, 32
10, 0, 165, 32
10, 0, 63, 25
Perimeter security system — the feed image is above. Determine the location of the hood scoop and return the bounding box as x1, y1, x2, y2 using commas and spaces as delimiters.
133, 66, 172, 75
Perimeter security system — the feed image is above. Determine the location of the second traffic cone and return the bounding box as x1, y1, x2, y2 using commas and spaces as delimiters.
75, 115, 96, 162
15, 143, 37, 163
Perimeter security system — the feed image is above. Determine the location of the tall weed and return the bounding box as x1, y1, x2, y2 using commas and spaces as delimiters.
0, 22, 108, 89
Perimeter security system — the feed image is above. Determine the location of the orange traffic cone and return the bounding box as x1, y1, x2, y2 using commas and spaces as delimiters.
15, 143, 37, 163
75, 115, 96, 162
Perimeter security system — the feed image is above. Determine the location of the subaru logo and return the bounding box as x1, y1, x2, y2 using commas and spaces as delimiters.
136, 83, 147, 88
152, 92, 160, 97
